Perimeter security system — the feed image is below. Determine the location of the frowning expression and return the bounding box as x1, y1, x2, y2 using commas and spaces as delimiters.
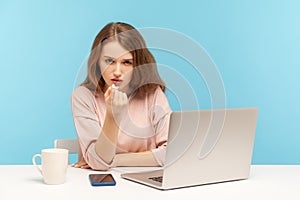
99, 41, 134, 90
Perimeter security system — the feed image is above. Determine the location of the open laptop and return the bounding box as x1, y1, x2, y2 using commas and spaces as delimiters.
121, 108, 258, 190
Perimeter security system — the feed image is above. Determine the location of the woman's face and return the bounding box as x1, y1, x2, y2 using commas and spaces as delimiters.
99, 41, 134, 91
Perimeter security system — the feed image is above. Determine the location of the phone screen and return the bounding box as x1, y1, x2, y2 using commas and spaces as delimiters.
89, 174, 116, 186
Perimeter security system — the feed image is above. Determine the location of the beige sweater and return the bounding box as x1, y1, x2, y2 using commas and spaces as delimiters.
71, 86, 171, 170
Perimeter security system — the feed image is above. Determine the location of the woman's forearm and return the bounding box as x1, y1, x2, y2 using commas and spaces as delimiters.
95, 112, 119, 164
112, 151, 160, 167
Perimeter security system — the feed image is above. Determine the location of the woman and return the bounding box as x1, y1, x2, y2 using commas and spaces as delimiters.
71, 22, 171, 170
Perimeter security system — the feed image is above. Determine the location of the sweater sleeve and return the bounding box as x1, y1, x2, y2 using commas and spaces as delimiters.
150, 88, 172, 166
71, 86, 110, 170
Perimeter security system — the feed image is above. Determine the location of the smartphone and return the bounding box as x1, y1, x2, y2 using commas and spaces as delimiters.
88, 174, 116, 186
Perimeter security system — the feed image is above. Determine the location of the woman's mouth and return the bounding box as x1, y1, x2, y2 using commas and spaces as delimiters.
111, 79, 122, 85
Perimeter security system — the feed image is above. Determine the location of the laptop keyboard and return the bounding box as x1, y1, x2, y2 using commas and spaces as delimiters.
149, 176, 163, 183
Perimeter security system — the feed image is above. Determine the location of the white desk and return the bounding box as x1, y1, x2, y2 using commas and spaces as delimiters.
0, 165, 299, 200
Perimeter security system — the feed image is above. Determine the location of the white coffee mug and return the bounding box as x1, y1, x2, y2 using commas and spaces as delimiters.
32, 148, 69, 184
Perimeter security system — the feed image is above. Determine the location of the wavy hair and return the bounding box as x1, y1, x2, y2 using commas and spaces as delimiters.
81, 22, 165, 95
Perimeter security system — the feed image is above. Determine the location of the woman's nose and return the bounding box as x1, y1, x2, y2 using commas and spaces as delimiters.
113, 62, 122, 77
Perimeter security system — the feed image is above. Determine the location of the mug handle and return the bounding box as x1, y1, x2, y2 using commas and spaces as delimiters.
32, 154, 42, 175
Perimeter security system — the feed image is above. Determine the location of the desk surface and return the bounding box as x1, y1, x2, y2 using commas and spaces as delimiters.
0, 165, 299, 200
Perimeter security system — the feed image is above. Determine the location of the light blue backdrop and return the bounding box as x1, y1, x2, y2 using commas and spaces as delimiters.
1, 0, 299, 164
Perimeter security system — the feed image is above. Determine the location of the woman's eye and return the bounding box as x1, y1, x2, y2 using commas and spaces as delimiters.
123, 60, 133, 66
104, 58, 113, 64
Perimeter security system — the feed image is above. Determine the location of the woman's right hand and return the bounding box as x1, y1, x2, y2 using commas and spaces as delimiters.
93, 86, 127, 164
104, 86, 128, 119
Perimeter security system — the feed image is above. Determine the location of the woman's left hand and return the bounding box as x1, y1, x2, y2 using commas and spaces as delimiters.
72, 160, 91, 169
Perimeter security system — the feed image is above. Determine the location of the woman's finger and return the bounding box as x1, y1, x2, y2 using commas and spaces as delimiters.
104, 86, 113, 100
72, 160, 87, 168
113, 90, 121, 105
113, 90, 127, 106
122, 92, 128, 105
81, 164, 91, 169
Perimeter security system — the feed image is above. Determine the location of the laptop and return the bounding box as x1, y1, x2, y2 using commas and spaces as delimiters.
121, 108, 258, 190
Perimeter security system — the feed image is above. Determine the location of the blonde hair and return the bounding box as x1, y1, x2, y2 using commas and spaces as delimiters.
82, 22, 165, 95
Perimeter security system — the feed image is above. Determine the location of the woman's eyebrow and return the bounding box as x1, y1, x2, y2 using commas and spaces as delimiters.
103, 55, 133, 60
103, 55, 114, 59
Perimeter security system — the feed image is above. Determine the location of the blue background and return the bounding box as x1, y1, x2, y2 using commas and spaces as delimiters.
1, 0, 299, 164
